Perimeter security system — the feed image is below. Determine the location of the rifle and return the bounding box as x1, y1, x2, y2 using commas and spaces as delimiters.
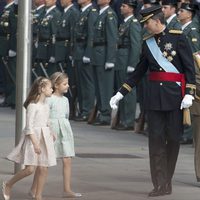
2, 57, 15, 84
39, 62, 49, 78
87, 103, 98, 124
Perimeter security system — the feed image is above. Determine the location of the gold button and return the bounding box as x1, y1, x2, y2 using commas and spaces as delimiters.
159, 68, 162, 71
160, 83, 163, 86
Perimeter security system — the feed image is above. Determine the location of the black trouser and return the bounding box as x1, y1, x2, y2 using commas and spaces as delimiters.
147, 109, 183, 188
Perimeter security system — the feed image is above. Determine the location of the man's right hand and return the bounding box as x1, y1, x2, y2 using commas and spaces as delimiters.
109, 92, 124, 110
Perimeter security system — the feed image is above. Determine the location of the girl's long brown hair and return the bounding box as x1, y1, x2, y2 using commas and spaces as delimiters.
23, 77, 50, 109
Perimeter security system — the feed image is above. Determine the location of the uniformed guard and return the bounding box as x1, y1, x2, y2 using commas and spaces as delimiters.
110, 5, 196, 196
56, 0, 79, 119
162, 0, 181, 30
114, 0, 142, 130
32, 0, 46, 80
73, 0, 98, 120
0, 0, 17, 109
92, 0, 118, 125
178, 2, 200, 144
36, 0, 61, 77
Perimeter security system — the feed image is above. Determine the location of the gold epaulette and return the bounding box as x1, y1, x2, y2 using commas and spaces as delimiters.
122, 83, 132, 92
186, 84, 196, 95
132, 19, 138, 22
92, 9, 97, 11
108, 11, 113, 15
169, 30, 182, 34
143, 34, 154, 41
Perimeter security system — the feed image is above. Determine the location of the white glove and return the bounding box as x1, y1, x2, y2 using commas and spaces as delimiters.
109, 92, 124, 110
105, 62, 114, 70
180, 94, 194, 109
69, 56, 73, 61
49, 56, 55, 63
127, 66, 135, 73
83, 56, 90, 64
8, 50, 16, 57
34, 41, 38, 48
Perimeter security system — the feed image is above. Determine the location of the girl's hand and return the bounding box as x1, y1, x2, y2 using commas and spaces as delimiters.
34, 144, 41, 154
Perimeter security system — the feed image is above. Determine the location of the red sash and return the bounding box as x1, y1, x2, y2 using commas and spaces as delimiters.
149, 72, 185, 97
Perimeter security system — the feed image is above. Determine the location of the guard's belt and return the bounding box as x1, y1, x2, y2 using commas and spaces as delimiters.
56, 37, 70, 42
149, 72, 185, 97
38, 38, 50, 43
93, 42, 107, 47
118, 44, 130, 49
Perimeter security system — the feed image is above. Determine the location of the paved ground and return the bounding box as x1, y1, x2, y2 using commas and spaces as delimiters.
0, 106, 200, 200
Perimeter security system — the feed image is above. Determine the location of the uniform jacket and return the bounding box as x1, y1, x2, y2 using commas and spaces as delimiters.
0, 2, 17, 56
119, 28, 196, 111
167, 16, 181, 30
92, 6, 118, 66
115, 16, 142, 71
73, 5, 98, 60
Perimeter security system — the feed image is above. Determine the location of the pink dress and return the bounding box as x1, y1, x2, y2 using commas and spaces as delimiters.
7, 103, 57, 167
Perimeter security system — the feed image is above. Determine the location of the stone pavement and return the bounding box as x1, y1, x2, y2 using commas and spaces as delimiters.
0, 107, 200, 200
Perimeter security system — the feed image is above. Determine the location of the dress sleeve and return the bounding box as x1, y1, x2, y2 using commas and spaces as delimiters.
23, 103, 37, 135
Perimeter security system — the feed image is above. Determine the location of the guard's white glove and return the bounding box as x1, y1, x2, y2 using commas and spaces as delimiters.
105, 62, 114, 70
69, 56, 73, 61
49, 56, 55, 63
127, 66, 135, 73
8, 50, 16, 57
34, 41, 38, 48
180, 94, 194, 109
83, 56, 90, 64
109, 92, 124, 110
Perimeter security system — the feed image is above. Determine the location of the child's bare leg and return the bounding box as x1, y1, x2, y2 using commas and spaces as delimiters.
29, 167, 39, 197
35, 166, 48, 199
63, 157, 72, 193
4, 165, 35, 196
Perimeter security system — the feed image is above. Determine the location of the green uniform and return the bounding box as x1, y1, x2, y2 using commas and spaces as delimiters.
115, 16, 142, 128
0, 2, 17, 108
56, 4, 79, 118
166, 15, 181, 30
181, 21, 200, 144
37, 5, 61, 76
92, 6, 118, 124
32, 4, 45, 79
73, 4, 98, 117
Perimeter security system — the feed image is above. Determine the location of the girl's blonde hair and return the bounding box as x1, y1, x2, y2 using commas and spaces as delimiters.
50, 72, 68, 91
23, 77, 50, 109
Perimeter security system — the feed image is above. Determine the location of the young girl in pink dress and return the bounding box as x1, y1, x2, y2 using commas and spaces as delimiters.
2, 77, 56, 200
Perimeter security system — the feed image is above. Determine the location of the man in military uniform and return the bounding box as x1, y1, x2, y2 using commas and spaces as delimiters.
55, 0, 79, 119
73, 0, 98, 120
162, 0, 181, 30
36, 0, 61, 77
178, 2, 200, 144
110, 5, 196, 196
32, 0, 46, 80
114, 0, 142, 130
92, 0, 118, 125
0, 0, 17, 109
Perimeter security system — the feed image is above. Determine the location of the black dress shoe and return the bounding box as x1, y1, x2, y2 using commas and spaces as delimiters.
93, 120, 110, 126
0, 102, 10, 107
148, 186, 166, 197
165, 182, 172, 195
115, 124, 133, 131
74, 115, 88, 122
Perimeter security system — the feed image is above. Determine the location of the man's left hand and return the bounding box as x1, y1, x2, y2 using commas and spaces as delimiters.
180, 94, 194, 109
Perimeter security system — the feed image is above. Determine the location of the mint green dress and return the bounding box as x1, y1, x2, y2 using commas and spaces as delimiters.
47, 95, 75, 158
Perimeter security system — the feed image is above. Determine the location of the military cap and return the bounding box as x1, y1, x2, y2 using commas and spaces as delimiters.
162, 0, 177, 6
122, 0, 137, 8
143, 0, 160, 5
140, 5, 162, 22
180, 3, 197, 12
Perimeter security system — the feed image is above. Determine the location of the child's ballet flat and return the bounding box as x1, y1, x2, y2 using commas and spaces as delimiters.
63, 192, 82, 198
2, 181, 10, 200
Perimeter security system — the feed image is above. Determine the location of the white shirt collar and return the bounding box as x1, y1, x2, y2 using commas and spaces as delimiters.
99, 5, 109, 15
81, 3, 92, 12
46, 5, 56, 15
124, 15, 133, 22
5, 1, 14, 9
64, 4, 73, 13
166, 13, 176, 24
182, 21, 192, 30
36, 4, 45, 11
